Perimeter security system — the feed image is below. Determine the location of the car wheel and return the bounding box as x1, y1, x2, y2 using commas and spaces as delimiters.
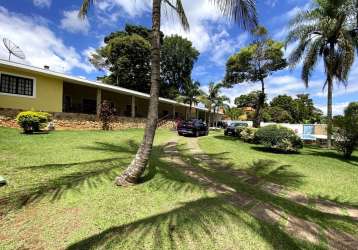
178, 132, 182, 136
224, 131, 228, 136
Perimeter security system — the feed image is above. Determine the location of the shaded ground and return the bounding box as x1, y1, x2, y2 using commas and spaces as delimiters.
0, 127, 357, 249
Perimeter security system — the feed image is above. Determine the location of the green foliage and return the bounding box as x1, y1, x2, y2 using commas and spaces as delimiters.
225, 107, 244, 120
333, 102, 358, 159
224, 26, 287, 127
16, 111, 51, 133
91, 26, 152, 93
89, 25, 199, 98
255, 125, 303, 152
262, 107, 293, 123
234, 91, 261, 108
239, 127, 257, 143
161, 35, 199, 98
224, 28, 286, 86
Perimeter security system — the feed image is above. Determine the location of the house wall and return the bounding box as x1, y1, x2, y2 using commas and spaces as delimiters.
0, 66, 63, 112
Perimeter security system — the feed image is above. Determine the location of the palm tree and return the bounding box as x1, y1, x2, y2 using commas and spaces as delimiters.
79, 0, 257, 186
177, 80, 201, 119
286, 0, 358, 147
213, 95, 230, 127
199, 82, 225, 127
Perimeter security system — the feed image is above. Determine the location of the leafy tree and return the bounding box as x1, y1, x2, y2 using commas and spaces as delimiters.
333, 102, 358, 159
79, 0, 257, 186
161, 35, 200, 99
176, 80, 201, 119
225, 26, 287, 127
234, 91, 260, 108
225, 107, 244, 120
92, 32, 152, 93
270, 95, 297, 121
262, 106, 293, 123
294, 94, 322, 123
213, 95, 230, 127
198, 82, 225, 126
286, 0, 358, 147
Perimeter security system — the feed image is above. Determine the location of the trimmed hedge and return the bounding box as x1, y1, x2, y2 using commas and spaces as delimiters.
16, 111, 51, 133
255, 125, 303, 152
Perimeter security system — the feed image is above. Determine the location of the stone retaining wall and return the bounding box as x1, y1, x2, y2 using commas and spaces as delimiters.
0, 108, 176, 130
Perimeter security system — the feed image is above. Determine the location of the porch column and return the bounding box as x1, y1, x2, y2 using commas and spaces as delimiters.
172, 105, 176, 119
96, 88, 102, 117
131, 96, 136, 118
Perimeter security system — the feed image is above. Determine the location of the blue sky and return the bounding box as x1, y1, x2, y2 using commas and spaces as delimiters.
0, 0, 357, 114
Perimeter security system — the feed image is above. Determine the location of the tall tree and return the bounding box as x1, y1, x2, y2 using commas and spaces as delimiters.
91, 31, 152, 92
161, 35, 200, 99
225, 107, 244, 120
234, 91, 261, 108
79, 0, 257, 186
176, 80, 201, 119
199, 82, 223, 127
224, 26, 287, 127
213, 95, 230, 126
286, 0, 358, 147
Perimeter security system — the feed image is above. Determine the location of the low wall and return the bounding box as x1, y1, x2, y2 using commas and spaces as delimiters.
0, 108, 175, 130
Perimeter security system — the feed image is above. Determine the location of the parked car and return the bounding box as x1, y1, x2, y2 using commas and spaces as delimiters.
224, 122, 248, 136
177, 119, 209, 137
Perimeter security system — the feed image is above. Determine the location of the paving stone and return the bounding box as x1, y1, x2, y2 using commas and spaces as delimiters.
325, 228, 358, 250
286, 216, 321, 245
345, 207, 358, 221
314, 199, 344, 216
249, 203, 286, 225
260, 182, 284, 196
285, 191, 309, 206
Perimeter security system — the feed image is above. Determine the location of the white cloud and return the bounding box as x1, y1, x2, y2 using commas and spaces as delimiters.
33, 0, 51, 8
0, 7, 93, 73
60, 10, 90, 34
317, 102, 349, 115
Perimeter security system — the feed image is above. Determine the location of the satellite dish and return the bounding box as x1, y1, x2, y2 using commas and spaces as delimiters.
2, 38, 26, 61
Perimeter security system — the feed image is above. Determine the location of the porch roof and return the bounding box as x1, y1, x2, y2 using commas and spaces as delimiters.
0, 59, 215, 113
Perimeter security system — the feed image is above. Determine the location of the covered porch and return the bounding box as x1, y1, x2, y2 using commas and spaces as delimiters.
62, 82, 209, 121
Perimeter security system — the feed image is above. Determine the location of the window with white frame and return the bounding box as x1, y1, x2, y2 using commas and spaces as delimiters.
0, 73, 34, 96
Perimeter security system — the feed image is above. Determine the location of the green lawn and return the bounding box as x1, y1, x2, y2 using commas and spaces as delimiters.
199, 131, 358, 204
0, 127, 357, 249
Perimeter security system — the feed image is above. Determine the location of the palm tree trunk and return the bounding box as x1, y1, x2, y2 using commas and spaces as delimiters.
115, 0, 161, 186
253, 79, 265, 128
327, 77, 333, 148
208, 104, 212, 127
189, 100, 192, 119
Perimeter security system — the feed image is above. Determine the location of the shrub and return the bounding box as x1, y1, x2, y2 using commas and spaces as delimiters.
16, 111, 51, 133
255, 125, 303, 152
240, 127, 257, 143
99, 100, 115, 130
333, 102, 358, 159
235, 126, 247, 138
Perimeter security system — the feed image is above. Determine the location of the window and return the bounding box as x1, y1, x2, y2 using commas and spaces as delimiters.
0, 73, 34, 97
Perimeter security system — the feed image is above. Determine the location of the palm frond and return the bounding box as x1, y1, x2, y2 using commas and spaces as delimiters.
78, 0, 95, 19
301, 37, 324, 86
212, 0, 257, 30
163, 0, 190, 31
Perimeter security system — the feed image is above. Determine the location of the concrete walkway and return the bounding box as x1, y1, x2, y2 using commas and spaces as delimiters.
163, 136, 358, 250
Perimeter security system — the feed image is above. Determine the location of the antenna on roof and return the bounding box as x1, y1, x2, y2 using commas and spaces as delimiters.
2, 38, 26, 61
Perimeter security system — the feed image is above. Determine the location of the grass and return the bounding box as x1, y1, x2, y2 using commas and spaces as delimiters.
199, 131, 358, 204
0, 127, 357, 249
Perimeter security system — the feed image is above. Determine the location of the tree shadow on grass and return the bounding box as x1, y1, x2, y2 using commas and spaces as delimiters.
66, 196, 320, 250
247, 159, 305, 188
0, 139, 141, 214
303, 147, 358, 166
250, 146, 301, 155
